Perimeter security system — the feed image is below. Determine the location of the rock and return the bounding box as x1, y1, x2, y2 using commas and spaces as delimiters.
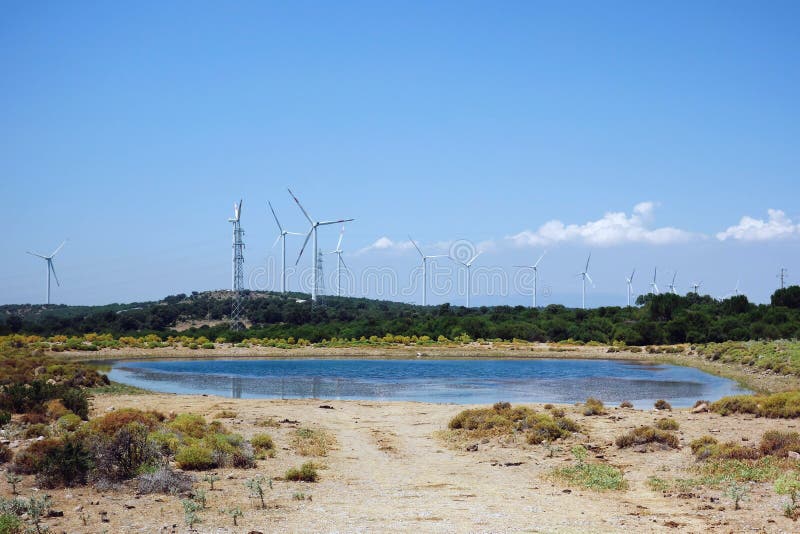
47, 510, 64, 517
124, 501, 136, 509
34, 366, 46, 376
99, 511, 110, 522
319, 405, 334, 409
466, 443, 479, 452
46, 379, 57, 386
247, 531, 265, 534
788, 451, 800, 460
106, 406, 115, 412
691, 403, 709, 413
73, 505, 83, 512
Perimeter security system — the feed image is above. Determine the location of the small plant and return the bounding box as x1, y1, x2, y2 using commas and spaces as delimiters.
543, 404, 554, 410
251, 433, 276, 458
615, 426, 679, 450
136, 466, 196, 495
654, 418, 679, 431
202, 473, 220, 490
620, 400, 633, 408
4, 473, 21, 495
25, 495, 52, 534
0, 513, 21, 534
571, 445, 588, 466
724, 481, 749, 510
225, 506, 243, 526
291, 427, 336, 457
181, 498, 202, 529
214, 410, 237, 419
550, 448, 626, 491
582, 398, 606, 416
544, 441, 562, 458
245, 476, 268, 509
759, 430, 800, 457
775, 471, 800, 518
0, 411, 11, 427
285, 462, 319, 482
192, 489, 206, 509
292, 492, 307, 500
654, 399, 672, 411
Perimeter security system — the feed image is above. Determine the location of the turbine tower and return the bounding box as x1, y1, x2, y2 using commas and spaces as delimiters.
228, 199, 245, 330
515, 251, 547, 308
27, 241, 67, 305
650, 267, 659, 295
268, 201, 303, 293
668, 271, 678, 295
327, 226, 350, 297
732, 280, 740, 297
289, 188, 354, 302
578, 253, 593, 309
455, 250, 482, 308
690, 281, 702, 294
625, 268, 635, 307
409, 236, 447, 306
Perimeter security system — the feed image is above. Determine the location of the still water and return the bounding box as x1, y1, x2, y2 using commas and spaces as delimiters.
106, 358, 749, 408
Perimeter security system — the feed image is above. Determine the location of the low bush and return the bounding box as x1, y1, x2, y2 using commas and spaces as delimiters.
549, 445, 627, 490
175, 444, 215, 470
89, 421, 158, 482
689, 435, 718, 458
285, 462, 318, 482
654, 399, 672, 411
582, 398, 606, 416
35, 437, 92, 488
0, 444, 11, 464
654, 418, 679, 431
214, 410, 237, 419
0, 513, 21, 534
168, 414, 208, 439
251, 433, 275, 458
759, 430, 800, 458
620, 400, 633, 409
449, 402, 578, 444
87, 409, 162, 437
709, 441, 761, 461
57, 413, 82, 432
11, 438, 62, 474
0, 411, 10, 427
710, 391, 800, 418
22, 423, 49, 439
615, 426, 679, 450
137, 466, 196, 495
291, 427, 336, 457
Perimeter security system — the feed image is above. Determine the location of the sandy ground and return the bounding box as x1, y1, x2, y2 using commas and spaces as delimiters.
4, 393, 799, 534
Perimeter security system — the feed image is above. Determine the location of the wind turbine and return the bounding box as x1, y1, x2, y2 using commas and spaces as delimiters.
409, 237, 447, 306
650, 267, 660, 295
625, 268, 635, 307
327, 226, 351, 297
515, 250, 547, 307
268, 201, 303, 294
454, 250, 482, 308
667, 271, 678, 295
289, 188, 354, 302
690, 281, 702, 294
732, 280, 740, 297
578, 253, 593, 309
27, 241, 67, 305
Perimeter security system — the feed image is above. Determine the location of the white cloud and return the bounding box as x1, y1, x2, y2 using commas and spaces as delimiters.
506, 202, 694, 247
716, 209, 799, 241
356, 236, 415, 255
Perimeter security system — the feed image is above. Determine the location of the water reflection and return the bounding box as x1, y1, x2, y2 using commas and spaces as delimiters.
107, 358, 750, 408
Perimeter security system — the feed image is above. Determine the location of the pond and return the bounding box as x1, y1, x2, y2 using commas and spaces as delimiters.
106, 358, 749, 408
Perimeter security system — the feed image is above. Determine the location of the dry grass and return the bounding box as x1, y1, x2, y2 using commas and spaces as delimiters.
711, 391, 800, 418
446, 402, 579, 445
291, 427, 336, 457
615, 426, 679, 450
654, 418, 679, 431
582, 397, 606, 416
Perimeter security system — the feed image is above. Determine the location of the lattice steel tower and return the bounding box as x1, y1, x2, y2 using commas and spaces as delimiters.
229, 199, 245, 330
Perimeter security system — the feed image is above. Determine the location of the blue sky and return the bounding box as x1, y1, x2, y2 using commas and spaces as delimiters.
1, 1, 798, 308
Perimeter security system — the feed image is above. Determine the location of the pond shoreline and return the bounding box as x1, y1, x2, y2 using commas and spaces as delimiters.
55, 343, 800, 394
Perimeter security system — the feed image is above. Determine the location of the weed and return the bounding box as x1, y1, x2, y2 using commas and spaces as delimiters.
4, 474, 20, 495
175, 444, 214, 471
136, 466, 195, 495
285, 462, 319, 482
225, 506, 243, 526
711, 391, 800, 418
620, 400, 633, 409
0, 513, 21, 534
181, 498, 202, 528
292, 427, 335, 457
250, 433, 275, 458
214, 411, 237, 419
654, 418, 679, 431
759, 430, 800, 457
724, 481, 749, 510
192, 489, 206, 509
582, 398, 606, 416
550, 446, 626, 491
245, 476, 268, 509
654, 399, 672, 411
202, 473, 220, 490
775, 471, 800, 518
615, 426, 679, 450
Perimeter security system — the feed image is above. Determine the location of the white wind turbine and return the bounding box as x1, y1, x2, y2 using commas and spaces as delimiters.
268, 201, 304, 294
327, 226, 351, 297
667, 271, 678, 295
578, 253, 593, 309
515, 250, 547, 308
732, 280, 740, 297
625, 268, 636, 307
690, 281, 702, 294
650, 267, 660, 295
454, 250, 482, 308
409, 236, 447, 306
289, 188, 354, 302
27, 241, 67, 305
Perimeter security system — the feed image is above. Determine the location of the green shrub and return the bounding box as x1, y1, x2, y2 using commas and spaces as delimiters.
57, 413, 82, 432
550, 446, 627, 490
285, 462, 318, 482
615, 426, 679, 449
60, 388, 89, 420
709, 441, 761, 460
0, 513, 21, 534
10, 438, 62, 474
36, 437, 92, 488
251, 433, 275, 457
654, 418, 679, 431
169, 414, 208, 439
175, 444, 215, 470
201, 343, 215, 349
90, 421, 158, 481
0, 411, 11, 427
689, 435, 718, 458
710, 391, 800, 418
0, 444, 11, 464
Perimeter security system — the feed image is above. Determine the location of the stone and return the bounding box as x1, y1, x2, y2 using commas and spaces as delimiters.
691, 403, 709, 413
788, 451, 800, 460
465, 443, 479, 452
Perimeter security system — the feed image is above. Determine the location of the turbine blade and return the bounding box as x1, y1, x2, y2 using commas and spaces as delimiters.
585, 253, 591, 272
51, 240, 67, 257
340, 255, 350, 272
49, 261, 60, 286
409, 236, 424, 257
287, 188, 314, 224
318, 218, 354, 226
630, 268, 636, 281
585, 273, 594, 286
295, 229, 313, 265
272, 234, 282, 248
237, 199, 242, 221
286, 231, 305, 236
336, 226, 344, 251
534, 250, 546, 267
268, 201, 283, 232
27, 251, 47, 259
